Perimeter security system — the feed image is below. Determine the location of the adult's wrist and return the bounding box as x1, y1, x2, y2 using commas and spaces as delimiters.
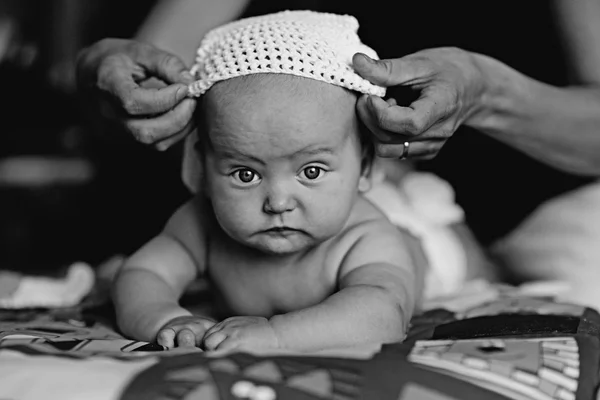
464, 52, 530, 135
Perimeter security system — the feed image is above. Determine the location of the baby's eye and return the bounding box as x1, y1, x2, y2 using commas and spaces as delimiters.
302, 166, 323, 180
234, 168, 259, 184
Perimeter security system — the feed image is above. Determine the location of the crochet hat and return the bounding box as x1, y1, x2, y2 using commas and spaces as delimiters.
182, 10, 385, 194
187, 10, 386, 97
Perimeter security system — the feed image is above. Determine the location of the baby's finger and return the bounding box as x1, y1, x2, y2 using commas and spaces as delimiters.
203, 330, 227, 351
176, 328, 197, 347
124, 98, 196, 145
157, 328, 176, 349
202, 320, 224, 337
214, 337, 242, 352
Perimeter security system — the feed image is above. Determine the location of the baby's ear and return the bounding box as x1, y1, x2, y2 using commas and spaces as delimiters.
358, 175, 372, 193
181, 132, 204, 195
358, 151, 375, 193
358, 156, 375, 193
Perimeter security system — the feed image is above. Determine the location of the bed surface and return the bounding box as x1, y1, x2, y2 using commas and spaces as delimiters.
1, 280, 599, 400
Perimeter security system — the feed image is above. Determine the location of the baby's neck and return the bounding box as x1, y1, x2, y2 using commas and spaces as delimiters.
237, 237, 321, 267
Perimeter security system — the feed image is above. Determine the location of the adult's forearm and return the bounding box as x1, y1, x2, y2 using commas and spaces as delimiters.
468, 53, 600, 176
269, 285, 408, 352
112, 268, 191, 342
135, 0, 251, 65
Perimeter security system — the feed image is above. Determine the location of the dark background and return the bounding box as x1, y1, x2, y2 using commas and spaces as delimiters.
0, 0, 189, 275
0, 1, 592, 275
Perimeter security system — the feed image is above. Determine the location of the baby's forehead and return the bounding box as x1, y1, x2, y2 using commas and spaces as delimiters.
201, 74, 358, 129
207, 73, 357, 103
200, 74, 361, 149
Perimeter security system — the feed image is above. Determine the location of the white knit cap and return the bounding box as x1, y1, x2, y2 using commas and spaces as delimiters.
187, 10, 386, 97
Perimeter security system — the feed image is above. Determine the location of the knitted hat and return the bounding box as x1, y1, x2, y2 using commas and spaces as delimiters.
187, 10, 386, 97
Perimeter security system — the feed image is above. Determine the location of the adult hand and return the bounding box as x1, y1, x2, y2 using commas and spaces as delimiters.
353, 48, 486, 159
76, 38, 196, 150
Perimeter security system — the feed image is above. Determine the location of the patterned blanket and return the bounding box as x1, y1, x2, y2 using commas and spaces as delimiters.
1, 280, 599, 400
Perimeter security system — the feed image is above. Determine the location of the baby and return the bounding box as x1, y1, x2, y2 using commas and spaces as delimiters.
112, 10, 475, 353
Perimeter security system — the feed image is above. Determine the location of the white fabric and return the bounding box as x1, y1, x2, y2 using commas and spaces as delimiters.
364, 171, 467, 299
187, 10, 386, 97
0, 262, 95, 309
183, 10, 386, 193
492, 179, 600, 310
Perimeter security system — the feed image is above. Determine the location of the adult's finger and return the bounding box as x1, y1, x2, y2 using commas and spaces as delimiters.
365, 90, 448, 135
133, 43, 195, 85
154, 125, 194, 152
125, 98, 196, 144
98, 54, 190, 116
353, 52, 432, 87
126, 84, 190, 117
154, 118, 195, 151
374, 142, 411, 158
357, 95, 408, 143
375, 139, 446, 159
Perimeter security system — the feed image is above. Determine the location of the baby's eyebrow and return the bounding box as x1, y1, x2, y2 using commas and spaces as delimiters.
220, 150, 265, 165
292, 145, 336, 157
217, 145, 336, 163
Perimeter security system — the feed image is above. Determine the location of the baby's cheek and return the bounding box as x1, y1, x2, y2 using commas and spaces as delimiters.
213, 195, 262, 232
306, 191, 353, 231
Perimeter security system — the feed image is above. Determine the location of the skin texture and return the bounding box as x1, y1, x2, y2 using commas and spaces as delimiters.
112, 74, 424, 353
201, 75, 365, 255
76, 38, 196, 150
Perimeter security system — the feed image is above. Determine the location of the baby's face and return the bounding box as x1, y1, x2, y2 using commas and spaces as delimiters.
200, 74, 365, 255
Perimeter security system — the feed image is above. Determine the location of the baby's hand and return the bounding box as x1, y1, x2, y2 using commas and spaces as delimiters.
202, 316, 280, 352
157, 316, 216, 349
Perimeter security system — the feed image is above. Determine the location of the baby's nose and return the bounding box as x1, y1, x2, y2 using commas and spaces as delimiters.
263, 186, 296, 214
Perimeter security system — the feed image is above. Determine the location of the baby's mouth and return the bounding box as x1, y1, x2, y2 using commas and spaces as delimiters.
262, 227, 302, 235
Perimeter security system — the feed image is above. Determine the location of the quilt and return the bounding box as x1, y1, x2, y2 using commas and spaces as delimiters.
1, 280, 599, 400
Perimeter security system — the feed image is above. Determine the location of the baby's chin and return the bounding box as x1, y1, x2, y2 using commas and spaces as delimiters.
243, 234, 322, 256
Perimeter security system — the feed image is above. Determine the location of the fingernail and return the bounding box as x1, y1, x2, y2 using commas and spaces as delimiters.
156, 141, 170, 152
180, 71, 194, 82
359, 53, 375, 64
177, 84, 189, 98
367, 95, 376, 107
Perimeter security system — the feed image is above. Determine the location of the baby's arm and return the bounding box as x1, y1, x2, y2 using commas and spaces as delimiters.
270, 222, 424, 351
112, 198, 206, 343
203, 221, 425, 353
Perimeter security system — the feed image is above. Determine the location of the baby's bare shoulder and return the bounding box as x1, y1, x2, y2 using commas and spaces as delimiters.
341, 195, 397, 236
324, 196, 411, 267
163, 195, 214, 272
